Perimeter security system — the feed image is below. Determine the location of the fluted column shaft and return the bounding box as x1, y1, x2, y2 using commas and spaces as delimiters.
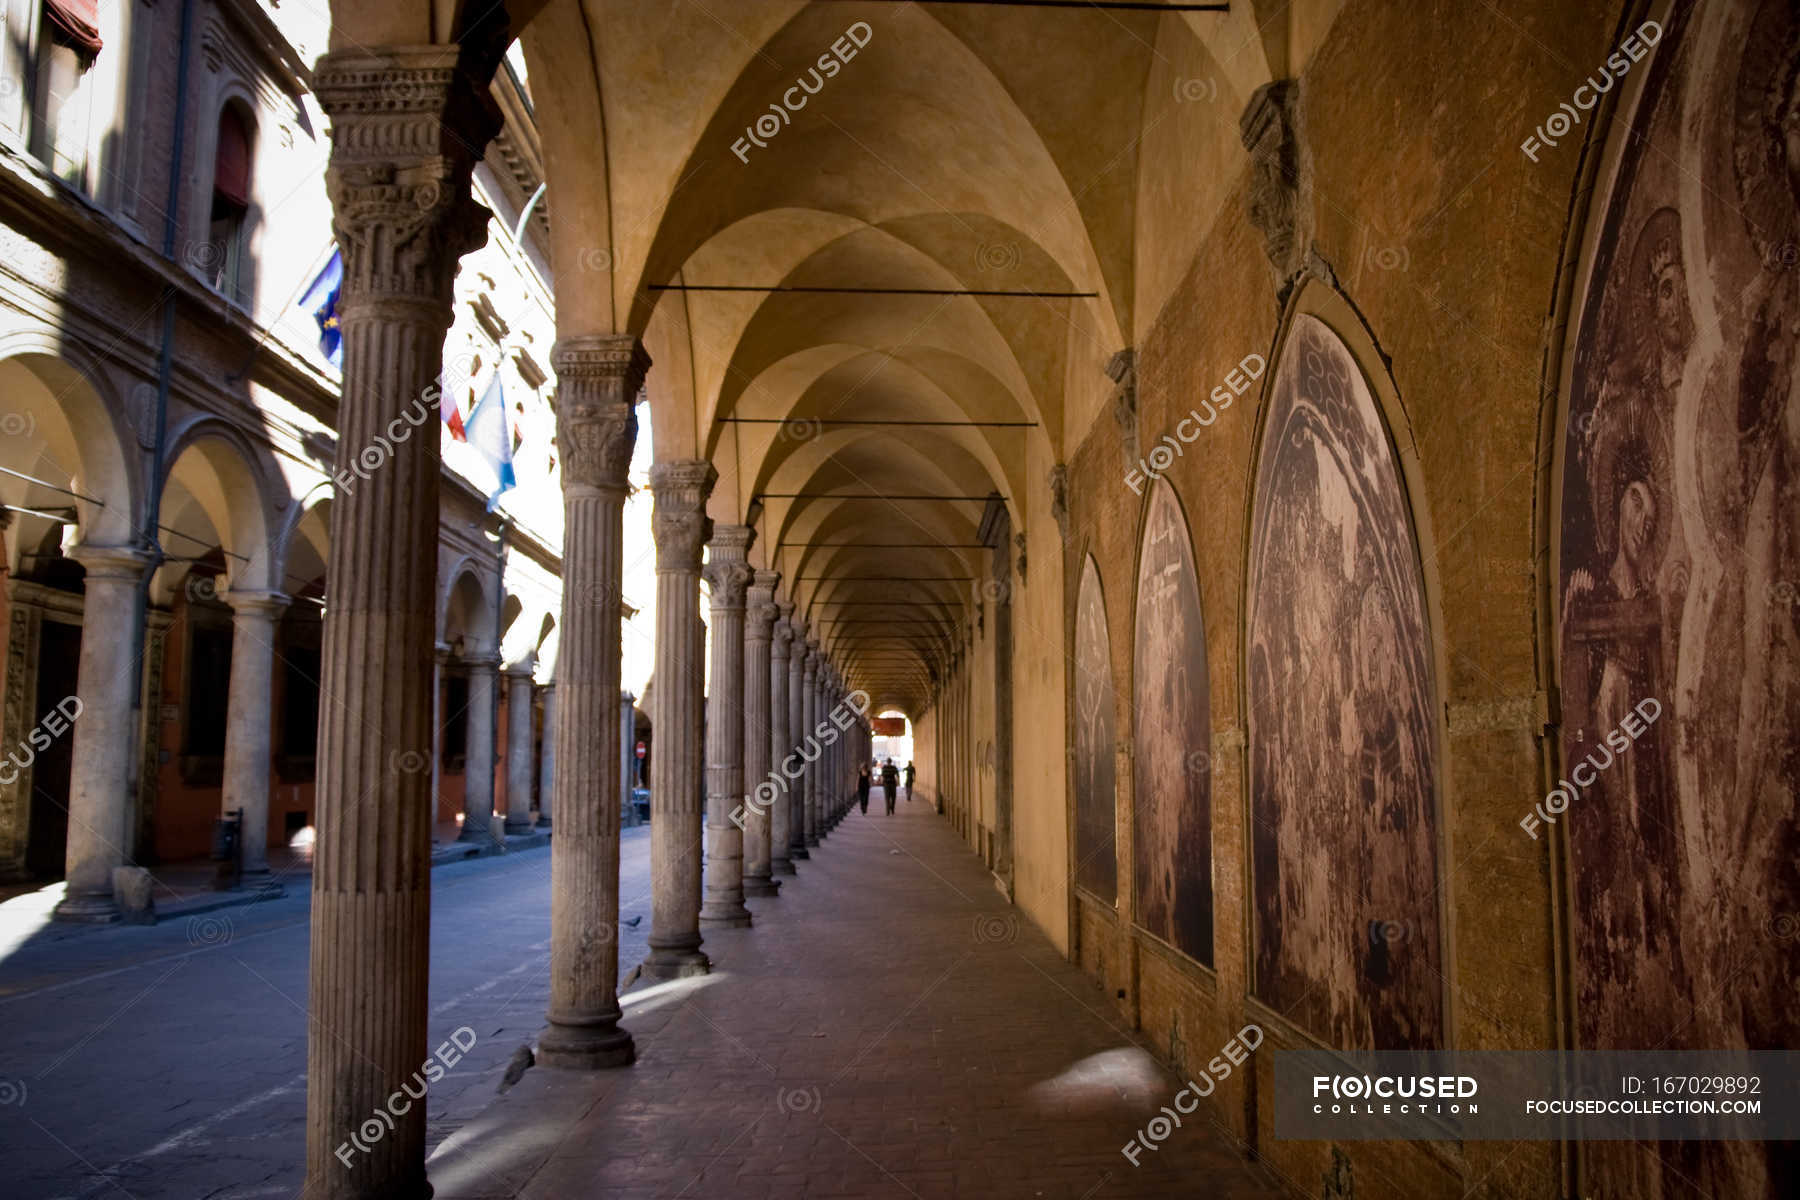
459, 655, 500, 843
643, 460, 715, 979
537, 335, 644, 1069
503, 665, 535, 833
802, 647, 820, 846
788, 627, 809, 860
742, 571, 780, 895
223, 590, 289, 876
769, 604, 795, 875
700, 525, 753, 927
304, 45, 499, 1200
54, 545, 152, 922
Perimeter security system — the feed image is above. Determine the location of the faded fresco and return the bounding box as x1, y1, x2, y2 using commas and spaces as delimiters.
1558, 3, 1800, 1195
1131, 478, 1212, 965
1247, 313, 1443, 1051
1073, 556, 1118, 901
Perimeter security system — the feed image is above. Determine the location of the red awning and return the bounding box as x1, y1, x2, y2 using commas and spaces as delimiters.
45, 0, 102, 58
214, 108, 251, 208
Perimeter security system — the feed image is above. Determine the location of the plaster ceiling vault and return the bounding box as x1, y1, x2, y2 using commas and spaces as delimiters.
328, 0, 1326, 710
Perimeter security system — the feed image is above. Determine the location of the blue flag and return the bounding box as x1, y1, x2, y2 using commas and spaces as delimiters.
464, 371, 517, 511
297, 249, 343, 367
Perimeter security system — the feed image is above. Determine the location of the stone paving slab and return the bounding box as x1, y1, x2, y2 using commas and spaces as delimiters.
430, 805, 1295, 1199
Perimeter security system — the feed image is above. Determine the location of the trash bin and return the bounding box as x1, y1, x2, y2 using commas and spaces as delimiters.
212, 808, 243, 890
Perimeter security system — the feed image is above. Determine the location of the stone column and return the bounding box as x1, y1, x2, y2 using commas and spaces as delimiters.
699, 525, 753, 928
788, 623, 809, 861
53, 544, 151, 922
305, 44, 499, 1200
536, 336, 644, 1069
459, 653, 500, 843
222, 589, 289, 877
768, 602, 795, 876
432, 643, 449, 832
536, 681, 554, 831
801, 645, 820, 847
643, 460, 714, 980
503, 662, 535, 834
619, 690, 636, 827
742, 570, 779, 896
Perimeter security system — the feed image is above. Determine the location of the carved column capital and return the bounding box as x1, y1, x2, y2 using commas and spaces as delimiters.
803, 644, 820, 677
314, 47, 502, 319
552, 335, 647, 494
746, 570, 781, 639
703, 525, 755, 608
650, 460, 716, 572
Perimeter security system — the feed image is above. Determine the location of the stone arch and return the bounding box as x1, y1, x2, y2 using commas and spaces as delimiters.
157, 416, 280, 595
441, 560, 497, 655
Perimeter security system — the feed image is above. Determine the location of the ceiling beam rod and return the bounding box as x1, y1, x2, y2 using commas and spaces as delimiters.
814, 1, 1228, 11
761, 493, 1002, 501
798, 575, 972, 581
721, 417, 1037, 428
649, 283, 1095, 298
779, 542, 989, 548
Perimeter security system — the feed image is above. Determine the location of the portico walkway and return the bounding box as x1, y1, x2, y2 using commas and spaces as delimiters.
428, 802, 1289, 1199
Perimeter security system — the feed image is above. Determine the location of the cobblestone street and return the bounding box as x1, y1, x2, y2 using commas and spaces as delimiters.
0, 829, 654, 1199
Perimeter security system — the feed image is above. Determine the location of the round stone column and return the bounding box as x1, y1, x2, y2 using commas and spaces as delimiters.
304, 44, 499, 1200
643, 460, 714, 980
537, 335, 644, 1070
742, 570, 780, 897
768, 601, 795, 876
222, 589, 289, 878
503, 662, 536, 834
53, 543, 152, 923
787, 622, 809, 861
458, 653, 500, 844
700, 525, 753, 928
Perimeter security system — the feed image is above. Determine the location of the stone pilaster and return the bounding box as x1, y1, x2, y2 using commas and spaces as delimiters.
768, 602, 795, 876
643, 460, 714, 980
54, 544, 151, 922
458, 653, 500, 844
222, 590, 288, 877
503, 662, 535, 833
788, 623, 809, 860
537, 681, 555, 830
802, 645, 820, 846
305, 43, 500, 1200
700, 525, 753, 928
742, 570, 780, 897
537, 334, 645, 1069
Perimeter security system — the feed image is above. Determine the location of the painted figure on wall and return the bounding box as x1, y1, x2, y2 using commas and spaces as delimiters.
1247, 313, 1443, 1052
1073, 556, 1117, 901
1130, 479, 1212, 964
1559, 3, 1800, 1195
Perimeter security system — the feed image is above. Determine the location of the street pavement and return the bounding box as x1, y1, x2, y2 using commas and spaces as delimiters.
0, 826, 655, 1199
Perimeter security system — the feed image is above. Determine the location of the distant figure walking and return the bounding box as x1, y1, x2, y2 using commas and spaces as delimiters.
903, 761, 916, 802
881, 759, 900, 814
857, 764, 872, 815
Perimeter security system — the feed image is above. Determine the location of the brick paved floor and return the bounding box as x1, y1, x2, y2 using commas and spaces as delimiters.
429, 801, 1291, 1199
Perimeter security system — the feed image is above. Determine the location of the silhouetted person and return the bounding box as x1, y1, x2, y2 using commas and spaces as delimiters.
857, 764, 872, 814
882, 760, 900, 814
903, 761, 915, 801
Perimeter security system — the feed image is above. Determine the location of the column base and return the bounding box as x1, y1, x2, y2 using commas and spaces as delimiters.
805, 836, 820, 847
504, 818, 535, 834
771, 857, 796, 875
457, 823, 495, 843
640, 948, 711, 980
791, 846, 810, 860
743, 874, 780, 897
536, 1016, 635, 1070
699, 900, 752, 928
52, 892, 120, 924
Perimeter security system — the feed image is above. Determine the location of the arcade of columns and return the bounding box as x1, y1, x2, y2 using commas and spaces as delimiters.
291, 48, 868, 1196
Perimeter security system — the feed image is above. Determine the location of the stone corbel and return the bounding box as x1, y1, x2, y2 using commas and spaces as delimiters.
1106, 349, 1138, 469
1239, 78, 1311, 304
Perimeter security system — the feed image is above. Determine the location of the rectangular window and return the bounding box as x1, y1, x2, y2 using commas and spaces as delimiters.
30, 2, 101, 188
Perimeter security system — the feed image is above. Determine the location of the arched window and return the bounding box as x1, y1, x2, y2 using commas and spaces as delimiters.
210, 105, 253, 301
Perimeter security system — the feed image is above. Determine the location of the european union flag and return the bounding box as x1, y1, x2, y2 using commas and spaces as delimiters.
297, 249, 343, 367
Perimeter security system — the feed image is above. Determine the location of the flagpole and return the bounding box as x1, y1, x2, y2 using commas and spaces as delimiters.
224, 239, 342, 383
